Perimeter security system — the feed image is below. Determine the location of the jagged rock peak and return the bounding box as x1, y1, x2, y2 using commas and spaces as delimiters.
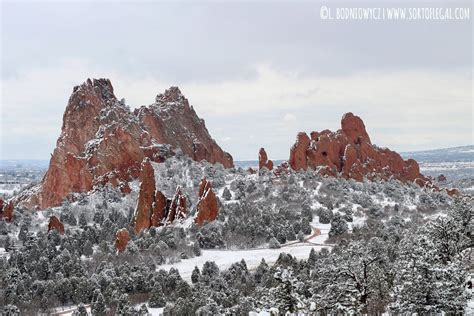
14, 78, 233, 210
155, 86, 187, 105
341, 112, 371, 145
72, 78, 116, 102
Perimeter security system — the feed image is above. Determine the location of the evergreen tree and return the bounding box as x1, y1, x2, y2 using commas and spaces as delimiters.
91, 291, 107, 316
274, 267, 299, 313
72, 303, 88, 316
222, 187, 232, 201
138, 304, 149, 315
79, 213, 88, 228
149, 286, 166, 308
191, 266, 201, 284
268, 237, 280, 249
192, 242, 201, 256
328, 214, 348, 237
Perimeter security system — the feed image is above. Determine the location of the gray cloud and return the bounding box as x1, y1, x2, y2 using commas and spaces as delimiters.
1, 0, 472, 160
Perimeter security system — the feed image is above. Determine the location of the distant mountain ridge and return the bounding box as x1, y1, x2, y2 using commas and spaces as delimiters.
401, 145, 473, 163
2, 146, 472, 169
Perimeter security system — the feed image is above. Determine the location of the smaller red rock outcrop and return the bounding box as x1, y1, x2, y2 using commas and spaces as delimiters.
258, 148, 274, 171
194, 178, 219, 225
3, 201, 13, 223
133, 159, 189, 230
288, 113, 428, 184
164, 186, 187, 224
115, 228, 129, 253
48, 216, 65, 234
437, 174, 447, 182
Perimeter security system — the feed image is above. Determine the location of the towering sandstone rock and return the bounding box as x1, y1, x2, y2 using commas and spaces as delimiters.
194, 178, 219, 226
15, 79, 233, 209
258, 148, 273, 171
288, 113, 429, 185
134, 158, 156, 234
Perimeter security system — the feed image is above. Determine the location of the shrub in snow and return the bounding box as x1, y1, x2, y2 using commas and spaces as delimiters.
329, 214, 348, 237
318, 208, 333, 224
149, 287, 166, 308
297, 231, 305, 242
191, 266, 201, 284
269, 237, 281, 249
72, 303, 88, 316
222, 187, 232, 200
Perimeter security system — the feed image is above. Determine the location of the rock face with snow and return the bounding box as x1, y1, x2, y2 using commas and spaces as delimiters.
258, 148, 273, 171
134, 158, 157, 234
288, 113, 429, 185
48, 216, 65, 234
194, 178, 219, 226
115, 228, 129, 253
15, 79, 233, 210
164, 186, 187, 224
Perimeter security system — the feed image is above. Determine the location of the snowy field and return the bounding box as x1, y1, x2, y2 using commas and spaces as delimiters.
160, 239, 329, 283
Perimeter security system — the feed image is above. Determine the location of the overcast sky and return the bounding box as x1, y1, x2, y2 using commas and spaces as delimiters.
1, 1, 472, 160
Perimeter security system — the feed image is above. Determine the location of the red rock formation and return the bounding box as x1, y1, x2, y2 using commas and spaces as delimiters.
135, 87, 233, 168
288, 113, 430, 185
151, 191, 168, 227
289, 132, 311, 171
48, 216, 65, 234
15, 79, 233, 210
134, 158, 156, 234
115, 228, 129, 253
165, 186, 187, 224
194, 178, 219, 225
3, 201, 13, 223
341, 112, 371, 145
0, 198, 3, 220
258, 148, 273, 171
248, 167, 257, 174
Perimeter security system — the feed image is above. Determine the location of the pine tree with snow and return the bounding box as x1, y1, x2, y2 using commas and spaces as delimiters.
1, 305, 20, 316
91, 291, 107, 316
138, 304, 149, 315
268, 237, 281, 249
72, 303, 88, 316
308, 248, 317, 266
18, 224, 29, 244
222, 187, 232, 201
192, 242, 201, 256
191, 266, 201, 284
149, 286, 166, 308
274, 267, 300, 314
328, 213, 348, 237
79, 213, 88, 228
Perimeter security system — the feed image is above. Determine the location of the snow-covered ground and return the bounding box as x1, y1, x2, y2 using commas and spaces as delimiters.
160, 235, 330, 283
